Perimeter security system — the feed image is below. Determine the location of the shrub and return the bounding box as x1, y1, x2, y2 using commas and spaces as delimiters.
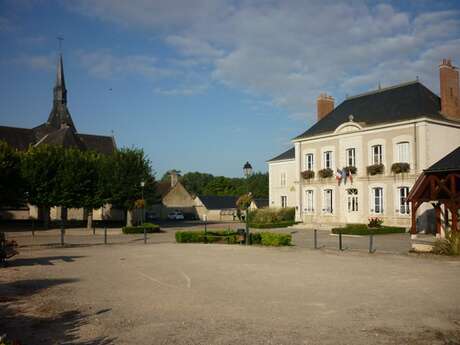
122, 223, 160, 234
250, 232, 262, 245
248, 207, 295, 225
331, 223, 406, 235
343, 166, 357, 174
391, 162, 410, 174
260, 232, 292, 246
367, 164, 384, 175
433, 231, 460, 256
368, 217, 383, 228
301, 170, 315, 179
250, 221, 295, 228
318, 168, 333, 178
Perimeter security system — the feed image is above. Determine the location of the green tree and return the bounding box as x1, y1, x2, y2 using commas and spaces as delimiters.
180, 171, 214, 196
107, 148, 155, 226
0, 141, 25, 207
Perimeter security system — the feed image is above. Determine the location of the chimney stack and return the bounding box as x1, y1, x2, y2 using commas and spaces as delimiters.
439, 58, 460, 120
170, 170, 178, 187
317, 93, 334, 121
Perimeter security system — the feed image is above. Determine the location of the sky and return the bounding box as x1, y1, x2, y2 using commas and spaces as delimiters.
0, 0, 459, 178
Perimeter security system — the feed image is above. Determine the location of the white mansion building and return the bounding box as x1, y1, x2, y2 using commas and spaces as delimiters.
268, 59, 460, 230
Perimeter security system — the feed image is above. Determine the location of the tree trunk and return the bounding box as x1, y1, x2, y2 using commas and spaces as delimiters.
126, 209, 134, 227
86, 209, 93, 231
43, 206, 50, 229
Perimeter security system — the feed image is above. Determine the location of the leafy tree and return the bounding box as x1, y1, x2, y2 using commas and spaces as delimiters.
107, 148, 155, 226
181, 171, 214, 196
21, 145, 65, 227
246, 172, 269, 198
0, 141, 25, 207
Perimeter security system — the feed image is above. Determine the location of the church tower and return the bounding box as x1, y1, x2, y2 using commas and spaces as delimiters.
46, 54, 76, 131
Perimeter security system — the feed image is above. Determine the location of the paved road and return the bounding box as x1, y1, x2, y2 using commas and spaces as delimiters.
1, 240, 459, 344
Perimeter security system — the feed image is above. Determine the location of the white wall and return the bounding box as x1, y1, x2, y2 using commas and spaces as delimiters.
268, 159, 297, 209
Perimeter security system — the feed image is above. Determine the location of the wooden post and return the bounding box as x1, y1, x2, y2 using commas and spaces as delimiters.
410, 201, 417, 235
435, 205, 441, 236
452, 206, 458, 232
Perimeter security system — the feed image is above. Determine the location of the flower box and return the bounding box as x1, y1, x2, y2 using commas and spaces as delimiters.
318, 168, 333, 178
342, 166, 357, 175
301, 170, 315, 179
391, 162, 410, 174
366, 164, 384, 176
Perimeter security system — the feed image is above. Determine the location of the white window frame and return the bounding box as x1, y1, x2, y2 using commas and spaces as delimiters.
347, 188, 359, 212
280, 172, 286, 187
281, 195, 287, 208
322, 189, 333, 214
305, 190, 314, 213
398, 187, 410, 215
396, 142, 410, 163
371, 145, 383, 165
371, 187, 384, 214
305, 153, 314, 171
346, 148, 356, 167
323, 151, 333, 169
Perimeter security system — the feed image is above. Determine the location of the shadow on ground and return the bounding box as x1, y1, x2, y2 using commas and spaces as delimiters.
0, 278, 115, 344
7, 255, 86, 267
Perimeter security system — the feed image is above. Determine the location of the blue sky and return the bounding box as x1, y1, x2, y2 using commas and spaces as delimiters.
0, 0, 459, 178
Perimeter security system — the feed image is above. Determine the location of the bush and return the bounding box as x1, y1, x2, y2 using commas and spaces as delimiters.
248, 207, 295, 225
391, 162, 410, 174
367, 164, 384, 175
250, 221, 295, 228
331, 223, 406, 235
318, 168, 333, 178
433, 231, 460, 256
368, 217, 383, 228
260, 232, 292, 246
122, 223, 160, 234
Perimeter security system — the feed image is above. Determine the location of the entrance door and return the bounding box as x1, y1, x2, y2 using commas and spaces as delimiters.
346, 188, 359, 223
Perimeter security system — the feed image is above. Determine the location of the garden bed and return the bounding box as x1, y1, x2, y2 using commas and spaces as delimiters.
331, 224, 406, 235
175, 230, 292, 246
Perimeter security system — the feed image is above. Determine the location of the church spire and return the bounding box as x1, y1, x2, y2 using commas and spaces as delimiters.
47, 51, 76, 131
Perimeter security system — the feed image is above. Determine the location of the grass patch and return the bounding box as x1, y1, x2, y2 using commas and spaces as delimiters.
175, 230, 291, 246
122, 223, 161, 234
331, 223, 406, 235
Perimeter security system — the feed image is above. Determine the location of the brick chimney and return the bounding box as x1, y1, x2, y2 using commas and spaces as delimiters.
439, 58, 460, 120
317, 93, 334, 121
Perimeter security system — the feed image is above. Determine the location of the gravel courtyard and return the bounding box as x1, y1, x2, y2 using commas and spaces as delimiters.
1, 237, 460, 344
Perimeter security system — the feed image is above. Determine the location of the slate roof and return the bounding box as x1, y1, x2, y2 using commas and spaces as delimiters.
197, 195, 238, 210
79, 133, 115, 155
0, 126, 35, 151
252, 198, 269, 208
425, 146, 460, 173
294, 81, 445, 140
156, 181, 173, 198
267, 147, 295, 162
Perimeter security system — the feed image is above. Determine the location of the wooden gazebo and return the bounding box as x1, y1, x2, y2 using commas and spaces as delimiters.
407, 146, 460, 236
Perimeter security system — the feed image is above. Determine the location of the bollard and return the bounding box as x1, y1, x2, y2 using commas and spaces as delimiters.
144, 226, 147, 244
93, 226, 96, 235
60, 227, 65, 246
314, 229, 318, 249
369, 234, 375, 253
104, 226, 107, 245
339, 232, 343, 251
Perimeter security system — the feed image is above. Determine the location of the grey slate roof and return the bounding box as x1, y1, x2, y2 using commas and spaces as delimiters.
425, 146, 460, 173
252, 198, 269, 208
79, 133, 115, 155
267, 147, 295, 162
0, 126, 35, 150
294, 81, 444, 140
198, 195, 238, 210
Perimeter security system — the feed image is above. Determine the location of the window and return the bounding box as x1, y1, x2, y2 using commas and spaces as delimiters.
323, 189, 333, 213
346, 148, 356, 167
371, 187, 383, 214
280, 172, 286, 187
347, 188, 358, 212
323, 151, 333, 169
398, 187, 410, 214
305, 153, 314, 171
396, 142, 410, 163
371, 145, 383, 165
281, 196, 287, 208
305, 190, 314, 212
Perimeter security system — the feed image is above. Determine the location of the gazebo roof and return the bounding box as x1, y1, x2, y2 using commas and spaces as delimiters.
425, 146, 460, 173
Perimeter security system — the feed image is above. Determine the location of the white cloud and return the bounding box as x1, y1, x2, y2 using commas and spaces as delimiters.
69, 0, 460, 122
10, 54, 55, 71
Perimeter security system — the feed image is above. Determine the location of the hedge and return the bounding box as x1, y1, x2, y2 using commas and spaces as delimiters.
248, 207, 295, 224
122, 223, 161, 234
331, 223, 406, 235
175, 230, 291, 246
249, 220, 296, 228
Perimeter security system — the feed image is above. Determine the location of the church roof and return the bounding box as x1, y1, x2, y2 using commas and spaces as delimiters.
0, 126, 35, 151
36, 126, 86, 150
294, 81, 445, 140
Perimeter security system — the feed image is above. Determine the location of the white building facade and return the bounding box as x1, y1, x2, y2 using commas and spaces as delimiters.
268, 60, 460, 229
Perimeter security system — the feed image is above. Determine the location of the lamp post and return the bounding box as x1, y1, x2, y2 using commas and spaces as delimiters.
140, 181, 146, 243
243, 161, 253, 245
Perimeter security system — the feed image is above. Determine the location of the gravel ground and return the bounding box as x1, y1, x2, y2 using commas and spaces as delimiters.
1, 237, 460, 345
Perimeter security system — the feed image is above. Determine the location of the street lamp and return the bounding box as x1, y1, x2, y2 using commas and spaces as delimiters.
242, 161, 253, 245
140, 181, 146, 243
